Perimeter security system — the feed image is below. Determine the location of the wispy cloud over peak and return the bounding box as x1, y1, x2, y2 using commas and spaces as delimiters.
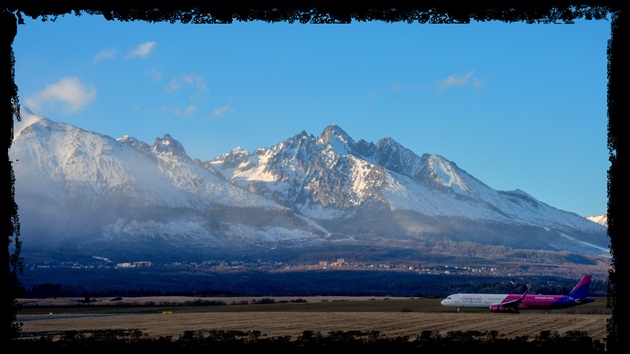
165, 73, 208, 93
127, 41, 157, 59
93, 48, 118, 63
25, 77, 96, 115
438, 70, 483, 93
210, 105, 235, 118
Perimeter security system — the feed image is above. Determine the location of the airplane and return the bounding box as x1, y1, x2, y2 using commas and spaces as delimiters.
440, 274, 595, 313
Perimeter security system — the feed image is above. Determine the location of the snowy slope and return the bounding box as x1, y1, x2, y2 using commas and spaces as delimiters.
11, 108, 610, 261
11, 107, 329, 258
586, 213, 608, 227
210, 124, 609, 254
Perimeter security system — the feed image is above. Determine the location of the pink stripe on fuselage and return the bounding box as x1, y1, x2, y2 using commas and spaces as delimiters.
501, 294, 563, 309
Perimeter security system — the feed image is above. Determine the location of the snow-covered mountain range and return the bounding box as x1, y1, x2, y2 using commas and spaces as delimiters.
10, 107, 610, 265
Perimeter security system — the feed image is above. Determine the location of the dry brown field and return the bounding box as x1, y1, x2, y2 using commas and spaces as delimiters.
16, 296, 611, 342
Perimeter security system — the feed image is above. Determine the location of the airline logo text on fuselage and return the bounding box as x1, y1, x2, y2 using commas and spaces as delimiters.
461, 297, 483, 303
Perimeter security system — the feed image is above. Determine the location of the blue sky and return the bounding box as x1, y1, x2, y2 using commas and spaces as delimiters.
12, 14, 611, 217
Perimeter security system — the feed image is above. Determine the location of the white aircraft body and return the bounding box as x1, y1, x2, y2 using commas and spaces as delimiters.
440, 275, 594, 313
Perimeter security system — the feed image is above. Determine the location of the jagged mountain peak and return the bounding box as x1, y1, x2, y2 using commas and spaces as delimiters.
117, 135, 151, 152
231, 146, 249, 154
318, 124, 356, 154
294, 130, 311, 139
376, 135, 398, 147
320, 123, 347, 136
372, 136, 418, 176
13, 106, 43, 137
151, 133, 190, 160
221, 146, 254, 168
370, 136, 472, 195
223, 146, 251, 160
13, 106, 73, 141
275, 130, 315, 153
422, 153, 471, 192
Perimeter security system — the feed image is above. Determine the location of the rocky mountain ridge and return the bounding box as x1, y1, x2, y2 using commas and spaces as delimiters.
10, 107, 610, 271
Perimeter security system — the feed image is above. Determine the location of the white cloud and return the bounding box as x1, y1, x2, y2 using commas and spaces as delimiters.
211, 105, 235, 118
25, 77, 96, 114
127, 41, 157, 59
93, 48, 117, 63
165, 73, 208, 93
438, 70, 483, 92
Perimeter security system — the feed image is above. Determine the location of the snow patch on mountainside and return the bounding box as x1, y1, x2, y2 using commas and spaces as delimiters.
586, 214, 608, 227
556, 232, 610, 253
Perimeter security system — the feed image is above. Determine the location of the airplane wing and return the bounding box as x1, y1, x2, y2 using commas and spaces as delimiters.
492, 291, 527, 312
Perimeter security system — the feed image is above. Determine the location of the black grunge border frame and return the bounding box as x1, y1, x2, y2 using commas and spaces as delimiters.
1, 1, 626, 350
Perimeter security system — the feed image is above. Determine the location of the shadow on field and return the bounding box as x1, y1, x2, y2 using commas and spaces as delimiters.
10, 328, 608, 353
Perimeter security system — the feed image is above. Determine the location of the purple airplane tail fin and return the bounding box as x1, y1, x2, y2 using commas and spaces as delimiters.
568, 275, 592, 299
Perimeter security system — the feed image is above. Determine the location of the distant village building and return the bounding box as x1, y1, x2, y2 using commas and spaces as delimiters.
317, 258, 346, 268
117, 261, 152, 268
332, 258, 345, 266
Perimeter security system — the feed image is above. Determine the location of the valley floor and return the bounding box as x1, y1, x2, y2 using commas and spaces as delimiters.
16, 296, 611, 343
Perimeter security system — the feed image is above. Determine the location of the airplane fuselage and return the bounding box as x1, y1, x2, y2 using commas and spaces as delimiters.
440, 293, 594, 312
440, 275, 595, 313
